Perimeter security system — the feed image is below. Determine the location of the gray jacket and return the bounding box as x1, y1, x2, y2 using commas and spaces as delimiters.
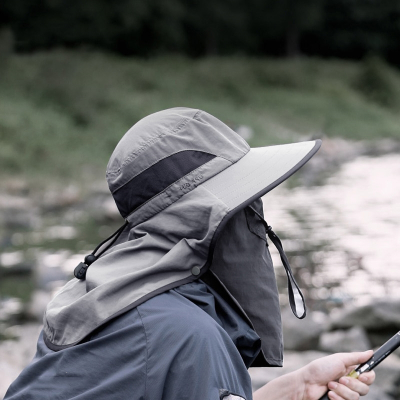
5, 279, 259, 400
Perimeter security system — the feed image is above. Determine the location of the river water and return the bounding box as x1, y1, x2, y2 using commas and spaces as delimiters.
265, 152, 400, 310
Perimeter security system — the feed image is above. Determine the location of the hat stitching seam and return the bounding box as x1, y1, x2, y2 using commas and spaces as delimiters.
192, 110, 249, 156
111, 149, 224, 194
128, 160, 216, 214
106, 132, 166, 176
193, 110, 250, 154
107, 116, 190, 176
107, 110, 248, 181
118, 117, 187, 170
110, 135, 250, 193
192, 110, 203, 121
126, 158, 229, 220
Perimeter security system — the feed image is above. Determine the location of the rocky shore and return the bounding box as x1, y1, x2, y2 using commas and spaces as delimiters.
1, 300, 399, 399
250, 301, 400, 400
0, 324, 42, 399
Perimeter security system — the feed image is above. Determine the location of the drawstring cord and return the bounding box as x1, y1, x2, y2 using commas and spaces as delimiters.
248, 205, 307, 319
74, 220, 129, 280
73, 206, 307, 320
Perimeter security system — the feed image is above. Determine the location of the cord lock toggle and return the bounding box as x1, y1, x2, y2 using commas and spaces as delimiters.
74, 254, 97, 280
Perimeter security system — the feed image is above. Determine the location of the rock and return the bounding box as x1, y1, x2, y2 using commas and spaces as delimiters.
44, 225, 77, 240
0, 251, 24, 267
34, 250, 70, 290
235, 125, 254, 141
41, 184, 82, 211
0, 195, 31, 210
319, 326, 371, 353
368, 331, 400, 350
282, 307, 325, 351
1, 178, 29, 196
0, 324, 42, 399
27, 290, 52, 322
372, 352, 400, 399
101, 198, 120, 221
293, 137, 366, 186
329, 299, 400, 331
88, 180, 111, 195
1, 208, 39, 230
0, 298, 23, 322
363, 385, 395, 400
84, 192, 121, 222
364, 138, 400, 157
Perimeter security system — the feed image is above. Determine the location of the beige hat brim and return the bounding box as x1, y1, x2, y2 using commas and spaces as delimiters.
202, 139, 321, 211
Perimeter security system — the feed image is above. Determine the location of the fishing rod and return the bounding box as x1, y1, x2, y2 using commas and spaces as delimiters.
319, 331, 400, 400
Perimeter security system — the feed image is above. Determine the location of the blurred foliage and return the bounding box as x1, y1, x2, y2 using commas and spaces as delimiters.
1, 0, 400, 64
0, 274, 35, 304
355, 55, 400, 108
1, 51, 400, 184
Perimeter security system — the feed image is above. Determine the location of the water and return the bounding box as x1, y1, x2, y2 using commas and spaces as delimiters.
265, 153, 400, 310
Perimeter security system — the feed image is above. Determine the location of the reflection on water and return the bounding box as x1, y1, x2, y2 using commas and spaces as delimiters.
264, 153, 400, 310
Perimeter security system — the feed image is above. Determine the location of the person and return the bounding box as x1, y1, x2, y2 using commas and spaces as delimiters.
4, 108, 375, 400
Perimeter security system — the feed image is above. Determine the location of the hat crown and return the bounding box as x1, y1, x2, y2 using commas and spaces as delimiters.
106, 107, 249, 218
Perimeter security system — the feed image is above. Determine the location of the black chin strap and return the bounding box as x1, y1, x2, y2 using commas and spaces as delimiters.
74, 220, 129, 280
249, 205, 307, 319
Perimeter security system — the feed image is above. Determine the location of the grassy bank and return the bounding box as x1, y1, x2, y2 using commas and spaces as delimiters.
1, 50, 400, 184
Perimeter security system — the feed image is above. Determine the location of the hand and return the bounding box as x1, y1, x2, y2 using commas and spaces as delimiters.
298, 350, 376, 400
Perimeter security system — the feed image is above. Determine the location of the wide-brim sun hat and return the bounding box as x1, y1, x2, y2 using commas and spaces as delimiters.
202, 141, 320, 210
43, 107, 321, 351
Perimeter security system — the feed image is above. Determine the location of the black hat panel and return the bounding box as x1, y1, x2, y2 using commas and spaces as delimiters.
113, 150, 215, 218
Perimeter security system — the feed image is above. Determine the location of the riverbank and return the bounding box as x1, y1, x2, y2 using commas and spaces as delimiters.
250, 300, 400, 400
1, 137, 400, 398
1, 51, 400, 185
1, 137, 400, 319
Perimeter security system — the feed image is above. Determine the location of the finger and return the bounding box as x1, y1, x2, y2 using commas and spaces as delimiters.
339, 350, 374, 368
358, 371, 376, 385
328, 381, 365, 400
338, 376, 370, 396
327, 391, 346, 400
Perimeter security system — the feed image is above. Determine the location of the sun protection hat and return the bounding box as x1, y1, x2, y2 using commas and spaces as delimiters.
43, 107, 321, 357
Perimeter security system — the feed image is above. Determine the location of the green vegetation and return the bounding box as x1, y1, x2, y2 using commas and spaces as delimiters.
1, 50, 400, 184
0, 274, 36, 304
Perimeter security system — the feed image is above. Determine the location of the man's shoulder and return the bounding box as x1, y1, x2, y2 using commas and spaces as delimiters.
137, 285, 222, 339
136, 284, 253, 400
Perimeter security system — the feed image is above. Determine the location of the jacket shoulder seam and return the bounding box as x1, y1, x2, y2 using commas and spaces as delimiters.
136, 307, 149, 400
